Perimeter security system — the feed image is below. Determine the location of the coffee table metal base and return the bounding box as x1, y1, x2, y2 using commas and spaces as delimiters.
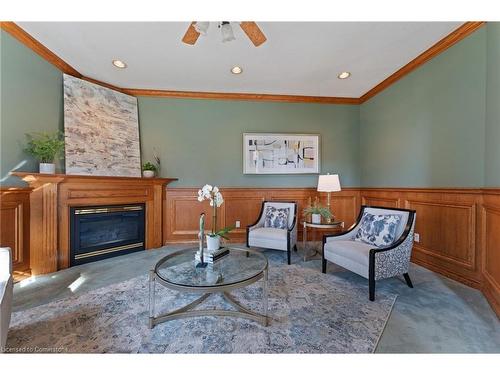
148, 269, 268, 328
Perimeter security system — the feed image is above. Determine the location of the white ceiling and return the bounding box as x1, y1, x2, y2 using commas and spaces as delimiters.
18, 22, 462, 98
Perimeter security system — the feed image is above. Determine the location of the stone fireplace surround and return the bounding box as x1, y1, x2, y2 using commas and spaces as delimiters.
11, 172, 176, 275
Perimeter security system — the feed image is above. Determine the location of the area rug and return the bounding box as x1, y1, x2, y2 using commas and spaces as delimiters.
7, 256, 397, 353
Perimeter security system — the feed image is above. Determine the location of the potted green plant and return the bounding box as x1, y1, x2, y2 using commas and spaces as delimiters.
142, 162, 157, 178
197, 184, 233, 251
24, 132, 65, 174
303, 201, 332, 224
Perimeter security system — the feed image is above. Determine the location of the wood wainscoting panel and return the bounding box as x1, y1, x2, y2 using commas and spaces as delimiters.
224, 191, 266, 242
0, 188, 31, 274
165, 189, 222, 243
360, 188, 483, 289
481, 191, 500, 317
407, 200, 476, 270
165, 188, 360, 244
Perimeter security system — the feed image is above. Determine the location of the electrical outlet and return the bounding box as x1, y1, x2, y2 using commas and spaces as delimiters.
414, 233, 420, 243
235, 220, 241, 228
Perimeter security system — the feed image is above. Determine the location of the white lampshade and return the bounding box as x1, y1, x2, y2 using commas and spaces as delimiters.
317, 174, 341, 192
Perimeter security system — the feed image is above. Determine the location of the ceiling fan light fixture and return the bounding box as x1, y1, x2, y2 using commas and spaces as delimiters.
221, 22, 236, 43
337, 71, 351, 79
112, 59, 127, 69
194, 22, 209, 35
231, 66, 243, 74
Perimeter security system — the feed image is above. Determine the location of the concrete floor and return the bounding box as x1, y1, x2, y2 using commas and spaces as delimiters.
12, 244, 500, 353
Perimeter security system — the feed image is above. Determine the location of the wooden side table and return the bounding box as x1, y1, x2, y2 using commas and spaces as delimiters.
302, 220, 344, 261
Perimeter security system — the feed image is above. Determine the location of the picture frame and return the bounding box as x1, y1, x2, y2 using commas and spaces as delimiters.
243, 133, 320, 174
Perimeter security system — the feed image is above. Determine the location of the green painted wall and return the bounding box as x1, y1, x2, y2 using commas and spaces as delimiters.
138, 98, 360, 187
485, 23, 500, 187
360, 27, 487, 187
1, 25, 498, 189
0, 30, 63, 186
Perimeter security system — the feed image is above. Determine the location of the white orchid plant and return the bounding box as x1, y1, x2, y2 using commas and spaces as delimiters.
197, 184, 233, 239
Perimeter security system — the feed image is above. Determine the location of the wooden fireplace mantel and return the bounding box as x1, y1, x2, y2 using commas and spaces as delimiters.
11, 172, 177, 275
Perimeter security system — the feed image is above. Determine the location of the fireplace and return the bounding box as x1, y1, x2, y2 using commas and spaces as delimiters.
70, 204, 145, 266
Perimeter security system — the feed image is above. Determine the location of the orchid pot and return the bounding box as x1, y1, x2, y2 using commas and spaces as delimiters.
206, 234, 221, 251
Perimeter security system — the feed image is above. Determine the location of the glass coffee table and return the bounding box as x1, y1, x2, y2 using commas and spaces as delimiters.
149, 246, 268, 328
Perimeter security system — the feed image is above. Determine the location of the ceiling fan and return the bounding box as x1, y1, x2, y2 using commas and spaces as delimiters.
181, 21, 267, 47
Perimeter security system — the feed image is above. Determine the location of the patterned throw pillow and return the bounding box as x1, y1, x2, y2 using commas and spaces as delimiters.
264, 206, 290, 229
354, 213, 402, 247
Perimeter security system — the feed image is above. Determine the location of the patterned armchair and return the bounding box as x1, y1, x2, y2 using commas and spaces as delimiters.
322, 206, 416, 301
246, 201, 298, 264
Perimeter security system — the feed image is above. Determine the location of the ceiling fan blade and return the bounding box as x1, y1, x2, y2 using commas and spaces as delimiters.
240, 22, 267, 47
182, 22, 200, 45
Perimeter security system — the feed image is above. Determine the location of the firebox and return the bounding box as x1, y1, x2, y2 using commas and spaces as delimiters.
70, 204, 145, 266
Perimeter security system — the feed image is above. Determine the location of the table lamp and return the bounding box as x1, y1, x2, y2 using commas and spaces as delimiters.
317, 173, 341, 223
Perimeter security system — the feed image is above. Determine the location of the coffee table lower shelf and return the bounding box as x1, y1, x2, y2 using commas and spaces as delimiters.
148, 267, 269, 328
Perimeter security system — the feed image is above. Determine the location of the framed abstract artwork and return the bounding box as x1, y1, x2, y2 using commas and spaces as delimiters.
243, 133, 320, 174
63, 74, 141, 177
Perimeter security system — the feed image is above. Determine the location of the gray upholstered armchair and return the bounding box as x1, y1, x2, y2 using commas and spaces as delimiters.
322, 206, 416, 301
1, 247, 13, 351
246, 201, 298, 264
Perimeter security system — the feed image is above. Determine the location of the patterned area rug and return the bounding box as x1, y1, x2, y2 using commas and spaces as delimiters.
7, 256, 396, 353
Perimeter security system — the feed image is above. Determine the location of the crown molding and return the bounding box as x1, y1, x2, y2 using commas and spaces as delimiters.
121, 88, 361, 104
359, 21, 486, 103
1, 21, 486, 105
81, 76, 127, 94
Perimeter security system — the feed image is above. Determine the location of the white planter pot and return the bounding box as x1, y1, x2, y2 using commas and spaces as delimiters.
311, 213, 322, 224
142, 170, 155, 178
206, 235, 221, 251
39, 163, 55, 174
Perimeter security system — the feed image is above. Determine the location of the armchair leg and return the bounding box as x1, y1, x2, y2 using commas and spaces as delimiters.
369, 277, 375, 301
293, 244, 298, 252
403, 273, 414, 288
322, 259, 327, 273
287, 248, 291, 265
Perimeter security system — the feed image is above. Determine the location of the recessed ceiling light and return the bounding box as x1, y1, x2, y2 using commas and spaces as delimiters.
112, 59, 127, 69
337, 71, 351, 79
231, 66, 243, 74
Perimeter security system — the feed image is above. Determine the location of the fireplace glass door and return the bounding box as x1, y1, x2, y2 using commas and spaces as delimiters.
70, 204, 145, 266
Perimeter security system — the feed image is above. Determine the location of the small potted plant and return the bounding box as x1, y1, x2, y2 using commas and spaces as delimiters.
142, 162, 157, 178
24, 132, 65, 174
303, 199, 332, 224
197, 184, 233, 251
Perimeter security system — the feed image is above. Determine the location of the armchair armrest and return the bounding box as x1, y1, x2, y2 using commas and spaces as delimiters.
0, 247, 12, 280
287, 209, 297, 232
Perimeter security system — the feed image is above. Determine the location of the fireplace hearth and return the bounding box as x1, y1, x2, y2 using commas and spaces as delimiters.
70, 204, 145, 266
